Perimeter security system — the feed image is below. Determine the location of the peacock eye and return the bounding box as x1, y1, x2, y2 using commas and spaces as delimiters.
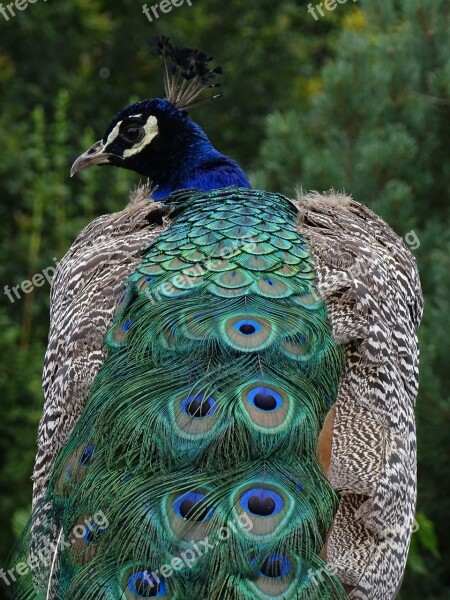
121, 125, 145, 144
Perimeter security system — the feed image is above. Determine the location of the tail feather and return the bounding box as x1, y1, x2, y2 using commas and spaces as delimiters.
14, 188, 347, 599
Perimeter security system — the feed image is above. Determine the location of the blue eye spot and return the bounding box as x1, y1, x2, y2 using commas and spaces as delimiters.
128, 571, 166, 597
240, 488, 284, 517
122, 319, 133, 331
145, 276, 155, 283
247, 387, 283, 412
233, 319, 262, 336
294, 333, 308, 345
259, 553, 291, 579
117, 290, 127, 305
173, 491, 215, 522
79, 445, 95, 468
82, 520, 107, 545
181, 395, 217, 418
265, 279, 274, 286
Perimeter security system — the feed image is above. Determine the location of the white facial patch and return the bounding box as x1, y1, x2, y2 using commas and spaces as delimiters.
123, 115, 159, 158
105, 120, 123, 147
104, 115, 159, 158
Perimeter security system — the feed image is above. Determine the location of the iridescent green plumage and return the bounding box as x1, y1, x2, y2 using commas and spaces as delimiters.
16, 187, 347, 599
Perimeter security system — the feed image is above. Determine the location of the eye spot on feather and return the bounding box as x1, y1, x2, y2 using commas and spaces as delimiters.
117, 290, 127, 305
114, 288, 133, 317
82, 518, 107, 546
223, 315, 273, 351
236, 320, 260, 335
173, 392, 220, 437
255, 276, 290, 298
259, 554, 291, 579
240, 488, 284, 517
179, 499, 208, 522
234, 483, 291, 538
247, 387, 282, 412
254, 393, 276, 410
83, 528, 95, 545
127, 570, 166, 598
249, 552, 297, 596
108, 317, 134, 347
282, 332, 311, 360
165, 487, 216, 542
240, 383, 291, 431
122, 319, 133, 331
69, 514, 106, 565
181, 395, 216, 418
56, 443, 97, 497
173, 491, 215, 522
79, 444, 96, 469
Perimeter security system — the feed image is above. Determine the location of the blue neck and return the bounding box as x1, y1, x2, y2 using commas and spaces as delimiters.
150, 122, 251, 200
152, 153, 251, 200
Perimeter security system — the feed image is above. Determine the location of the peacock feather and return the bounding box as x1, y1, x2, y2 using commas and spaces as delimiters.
15, 188, 347, 599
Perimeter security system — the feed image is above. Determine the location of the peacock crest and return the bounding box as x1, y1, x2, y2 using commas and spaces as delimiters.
150, 35, 223, 109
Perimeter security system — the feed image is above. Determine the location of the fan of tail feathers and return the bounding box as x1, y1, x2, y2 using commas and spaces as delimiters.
14, 188, 347, 600
13, 186, 422, 600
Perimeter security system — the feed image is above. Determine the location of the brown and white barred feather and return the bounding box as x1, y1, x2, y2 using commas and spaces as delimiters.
296, 191, 422, 600
31, 188, 422, 600
32, 184, 169, 509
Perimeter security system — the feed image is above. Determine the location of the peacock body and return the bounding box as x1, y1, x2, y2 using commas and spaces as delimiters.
29, 188, 346, 599
14, 38, 423, 600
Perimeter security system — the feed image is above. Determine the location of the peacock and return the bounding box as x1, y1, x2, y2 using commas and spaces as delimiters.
14, 37, 423, 600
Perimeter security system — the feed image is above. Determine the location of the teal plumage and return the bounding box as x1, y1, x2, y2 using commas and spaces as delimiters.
16, 188, 347, 599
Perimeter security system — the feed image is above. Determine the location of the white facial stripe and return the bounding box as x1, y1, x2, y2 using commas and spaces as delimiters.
123, 115, 159, 158
104, 115, 142, 147
105, 120, 123, 146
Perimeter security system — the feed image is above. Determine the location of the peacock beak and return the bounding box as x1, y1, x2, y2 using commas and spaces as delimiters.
70, 140, 113, 177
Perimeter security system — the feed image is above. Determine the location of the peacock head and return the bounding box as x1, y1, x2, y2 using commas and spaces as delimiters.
70, 37, 250, 200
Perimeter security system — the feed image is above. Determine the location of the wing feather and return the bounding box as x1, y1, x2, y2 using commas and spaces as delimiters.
296, 190, 423, 599
33, 185, 170, 501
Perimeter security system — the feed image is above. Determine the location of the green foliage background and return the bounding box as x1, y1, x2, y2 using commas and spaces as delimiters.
0, 0, 448, 598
